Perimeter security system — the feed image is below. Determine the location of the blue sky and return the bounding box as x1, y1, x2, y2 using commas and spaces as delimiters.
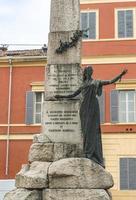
0, 0, 51, 50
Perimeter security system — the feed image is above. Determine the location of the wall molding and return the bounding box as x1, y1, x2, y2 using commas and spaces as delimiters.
80, 0, 136, 4
116, 79, 136, 89
82, 54, 136, 64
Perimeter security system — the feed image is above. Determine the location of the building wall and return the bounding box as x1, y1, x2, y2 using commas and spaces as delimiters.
0, 57, 46, 179
103, 134, 136, 200
81, 0, 136, 199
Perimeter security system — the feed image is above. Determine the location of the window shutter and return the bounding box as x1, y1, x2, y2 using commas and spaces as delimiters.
110, 90, 119, 123
89, 12, 96, 39
129, 158, 136, 189
98, 91, 105, 124
126, 10, 133, 37
118, 10, 125, 38
81, 13, 88, 38
25, 91, 35, 124
120, 158, 129, 190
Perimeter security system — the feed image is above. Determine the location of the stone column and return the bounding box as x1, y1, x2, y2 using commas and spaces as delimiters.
38, 0, 82, 144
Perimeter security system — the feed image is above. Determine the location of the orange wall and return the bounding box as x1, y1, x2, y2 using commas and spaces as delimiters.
0, 66, 44, 135
0, 67, 10, 124
0, 140, 32, 179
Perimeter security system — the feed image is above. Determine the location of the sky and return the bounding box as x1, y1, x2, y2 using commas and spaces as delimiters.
0, 0, 51, 50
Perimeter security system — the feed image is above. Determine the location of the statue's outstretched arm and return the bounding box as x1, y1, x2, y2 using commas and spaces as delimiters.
100, 69, 128, 86
55, 87, 81, 99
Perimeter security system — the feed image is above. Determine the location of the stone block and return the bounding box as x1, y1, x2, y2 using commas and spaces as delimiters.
45, 64, 82, 98
48, 158, 114, 189
28, 143, 83, 162
15, 162, 51, 189
50, 0, 80, 32
47, 32, 81, 65
4, 188, 41, 200
43, 189, 111, 200
42, 100, 82, 144
33, 134, 51, 143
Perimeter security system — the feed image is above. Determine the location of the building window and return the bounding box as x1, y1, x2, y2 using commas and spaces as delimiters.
81, 11, 98, 39
119, 91, 135, 123
120, 158, 136, 190
116, 9, 134, 38
34, 92, 44, 124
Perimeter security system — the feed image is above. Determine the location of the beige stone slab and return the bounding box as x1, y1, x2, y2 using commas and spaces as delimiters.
4, 188, 41, 200
50, 0, 80, 32
48, 158, 114, 189
15, 162, 51, 189
47, 32, 81, 65
45, 64, 82, 98
42, 100, 82, 144
28, 143, 83, 162
43, 189, 111, 200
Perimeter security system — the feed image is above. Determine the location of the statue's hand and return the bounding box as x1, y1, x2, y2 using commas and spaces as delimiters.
121, 69, 128, 76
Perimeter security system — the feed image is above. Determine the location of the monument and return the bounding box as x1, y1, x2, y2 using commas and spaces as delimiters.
4, 0, 114, 199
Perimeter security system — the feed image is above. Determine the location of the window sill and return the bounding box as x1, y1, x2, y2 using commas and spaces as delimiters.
82, 37, 136, 42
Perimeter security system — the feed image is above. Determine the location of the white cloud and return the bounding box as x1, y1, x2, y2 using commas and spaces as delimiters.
0, 5, 14, 15
0, 0, 51, 49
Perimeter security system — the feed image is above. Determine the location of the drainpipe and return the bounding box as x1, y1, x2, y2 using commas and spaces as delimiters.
5, 58, 13, 176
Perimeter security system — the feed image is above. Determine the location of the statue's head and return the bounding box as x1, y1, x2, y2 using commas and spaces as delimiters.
83, 66, 93, 81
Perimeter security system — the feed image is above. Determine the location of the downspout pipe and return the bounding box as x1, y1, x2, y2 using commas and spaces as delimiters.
5, 58, 13, 176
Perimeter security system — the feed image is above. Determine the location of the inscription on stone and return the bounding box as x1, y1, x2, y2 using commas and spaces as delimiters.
42, 101, 82, 143
45, 64, 82, 98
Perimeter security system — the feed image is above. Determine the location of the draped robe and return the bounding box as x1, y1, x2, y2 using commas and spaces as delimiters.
80, 80, 104, 167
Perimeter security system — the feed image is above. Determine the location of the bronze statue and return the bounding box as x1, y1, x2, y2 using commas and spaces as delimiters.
55, 66, 127, 167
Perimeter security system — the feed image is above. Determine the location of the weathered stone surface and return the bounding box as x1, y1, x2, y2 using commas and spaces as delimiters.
50, 0, 80, 32
15, 162, 51, 189
45, 64, 82, 98
4, 188, 41, 200
47, 32, 81, 65
48, 158, 114, 189
43, 189, 111, 200
29, 143, 83, 162
29, 143, 54, 162
33, 134, 51, 143
42, 100, 82, 144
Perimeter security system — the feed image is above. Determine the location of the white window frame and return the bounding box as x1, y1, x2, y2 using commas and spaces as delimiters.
119, 157, 136, 190
81, 10, 99, 41
119, 90, 136, 123
33, 92, 44, 124
115, 8, 136, 39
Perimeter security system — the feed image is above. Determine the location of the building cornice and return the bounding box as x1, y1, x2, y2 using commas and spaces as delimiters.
82, 54, 136, 65
0, 55, 47, 67
80, 0, 136, 4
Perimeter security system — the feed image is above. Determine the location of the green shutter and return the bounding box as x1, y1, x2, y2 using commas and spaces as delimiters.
89, 12, 96, 39
118, 10, 125, 38
25, 91, 35, 124
120, 158, 129, 190
110, 90, 119, 123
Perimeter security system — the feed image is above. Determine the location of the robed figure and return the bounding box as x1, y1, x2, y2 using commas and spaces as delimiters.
55, 66, 127, 167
